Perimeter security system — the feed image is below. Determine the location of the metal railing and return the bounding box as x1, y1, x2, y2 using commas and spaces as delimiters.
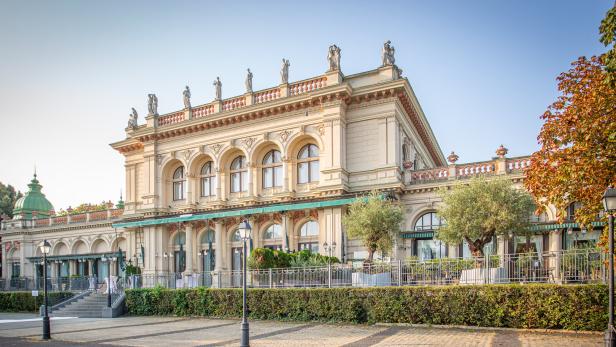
119, 249, 606, 289
1, 250, 604, 292
0, 276, 98, 292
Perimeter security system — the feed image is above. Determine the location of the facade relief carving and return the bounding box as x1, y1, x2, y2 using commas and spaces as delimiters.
279, 129, 292, 143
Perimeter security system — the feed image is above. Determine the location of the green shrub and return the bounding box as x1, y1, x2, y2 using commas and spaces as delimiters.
0, 292, 73, 312
125, 284, 607, 331
249, 248, 339, 269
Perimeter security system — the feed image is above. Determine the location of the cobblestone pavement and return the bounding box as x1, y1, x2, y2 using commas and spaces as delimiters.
0, 313, 603, 346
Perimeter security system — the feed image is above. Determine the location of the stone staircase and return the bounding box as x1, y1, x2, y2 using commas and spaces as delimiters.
51, 292, 116, 318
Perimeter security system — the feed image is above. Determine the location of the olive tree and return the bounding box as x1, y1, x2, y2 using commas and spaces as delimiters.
343, 191, 405, 263
436, 177, 534, 257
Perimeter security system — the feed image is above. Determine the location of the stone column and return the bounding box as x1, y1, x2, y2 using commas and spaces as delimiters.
185, 223, 194, 274
282, 157, 290, 193
69, 260, 76, 276
214, 221, 223, 271
216, 168, 224, 202
246, 162, 254, 198
281, 213, 290, 251
1, 245, 7, 280
549, 230, 563, 282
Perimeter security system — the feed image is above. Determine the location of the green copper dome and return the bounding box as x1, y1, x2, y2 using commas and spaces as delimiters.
13, 173, 54, 219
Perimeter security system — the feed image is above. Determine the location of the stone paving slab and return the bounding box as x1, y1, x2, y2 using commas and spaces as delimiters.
0, 313, 604, 346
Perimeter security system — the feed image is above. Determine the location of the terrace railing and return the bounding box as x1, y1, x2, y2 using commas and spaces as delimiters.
119, 249, 606, 290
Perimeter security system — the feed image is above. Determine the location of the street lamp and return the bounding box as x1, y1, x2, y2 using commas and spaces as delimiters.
238, 218, 252, 347
603, 186, 616, 347
40, 240, 51, 340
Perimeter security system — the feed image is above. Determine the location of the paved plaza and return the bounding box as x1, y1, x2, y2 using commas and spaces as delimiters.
0, 313, 603, 346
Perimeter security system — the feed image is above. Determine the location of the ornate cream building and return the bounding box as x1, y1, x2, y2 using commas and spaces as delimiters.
1, 43, 601, 283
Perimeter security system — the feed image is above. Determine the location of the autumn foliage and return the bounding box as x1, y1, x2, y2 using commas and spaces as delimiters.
525, 56, 616, 228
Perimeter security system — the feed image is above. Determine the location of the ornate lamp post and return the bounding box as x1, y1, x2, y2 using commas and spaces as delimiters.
238, 219, 252, 347
40, 240, 51, 340
603, 187, 616, 347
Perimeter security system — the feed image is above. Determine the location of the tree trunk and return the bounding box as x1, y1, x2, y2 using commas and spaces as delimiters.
364, 247, 375, 267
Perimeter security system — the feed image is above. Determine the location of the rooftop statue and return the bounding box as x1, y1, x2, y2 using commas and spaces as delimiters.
382, 40, 395, 66
327, 44, 341, 71
213, 77, 222, 100
245, 68, 253, 93
147, 94, 158, 116
183, 86, 191, 109
280, 59, 290, 84
127, 108, 138, 129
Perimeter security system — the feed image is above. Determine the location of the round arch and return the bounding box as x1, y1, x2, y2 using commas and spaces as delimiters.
53, 241, 69, 256
161, 158, 186, 205
72, 239, 89, 254
91, 238, 110, 254
111, 237, 127, 252
218, 146, 249, 173
286, 134, 323, 160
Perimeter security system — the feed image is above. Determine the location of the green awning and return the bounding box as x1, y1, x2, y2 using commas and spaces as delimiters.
113, 197, 358, 229
529, 221, 605, 232
401, 231, 434, 239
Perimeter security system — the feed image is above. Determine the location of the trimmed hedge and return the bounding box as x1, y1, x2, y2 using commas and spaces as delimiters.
126, 284, 608, 331
0, 292, 73, 312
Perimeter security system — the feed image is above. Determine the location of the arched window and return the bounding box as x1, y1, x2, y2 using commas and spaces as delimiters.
262, 150, 283, 189
231, 229, 242, 242
297, 144, 319, 184
299, 220, 319, 252
414, 212, 443, 231
172, 166, 185, 200
200, 161, 216, 197
230, 156, 247, 193
300, 221, 319, 237
201, 229, 215, 244
174, 231, 186, 246
264, 224, 282, 239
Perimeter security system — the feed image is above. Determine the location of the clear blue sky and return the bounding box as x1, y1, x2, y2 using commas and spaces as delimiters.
0, 0, 611, 210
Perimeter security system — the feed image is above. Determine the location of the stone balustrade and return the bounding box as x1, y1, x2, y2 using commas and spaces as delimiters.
35, 209, 123, 228
150, 74, 330, 129
409, 156, 531, 184
289, 76, 327, 96
157, 111, 185, 126
222, 96, 246, 111
507, 158, 531, 171
411, 168, 449, 182
193, 104, 215, 119
457, 162, 495, 177
254, 87, 281, 104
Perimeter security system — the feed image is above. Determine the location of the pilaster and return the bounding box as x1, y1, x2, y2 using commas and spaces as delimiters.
184, 223, 194, 274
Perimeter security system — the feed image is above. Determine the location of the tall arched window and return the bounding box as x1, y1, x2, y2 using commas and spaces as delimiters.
262, 150, 283, 188
200, 161, 216, 197
264, 224, 282, 239
300, 221, 319, 237
231, 229, 242, 242
297, 144, 319, 184
172, 166, 185, 200
230, 156, 247, 193
414, 212, 443, 231
299, 220, 319, 252
201, 229, 215, 244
